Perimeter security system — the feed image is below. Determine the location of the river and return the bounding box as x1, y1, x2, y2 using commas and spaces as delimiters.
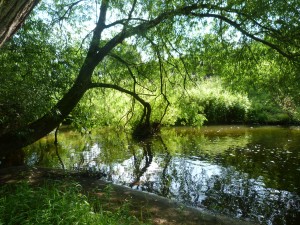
23, 125, 300, 225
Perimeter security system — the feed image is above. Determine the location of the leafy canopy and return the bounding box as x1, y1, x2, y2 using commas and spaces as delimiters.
0, 0, 299, 142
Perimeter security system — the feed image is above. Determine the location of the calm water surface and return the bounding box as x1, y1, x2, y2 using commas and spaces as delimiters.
24, 126, 300, 225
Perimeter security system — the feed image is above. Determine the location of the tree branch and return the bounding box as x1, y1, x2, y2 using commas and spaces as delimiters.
89, 82, 150, 110
191, 12, 299, 59
87, 0, 109, 56
51, 0, 83, 25
89, 81, 151, 126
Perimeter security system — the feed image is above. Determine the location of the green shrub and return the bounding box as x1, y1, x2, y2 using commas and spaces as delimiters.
174, 78, 251, 125
246, 97, 299, 124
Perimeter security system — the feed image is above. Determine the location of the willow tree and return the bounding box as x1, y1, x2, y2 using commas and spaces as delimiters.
0, 0, 299, 154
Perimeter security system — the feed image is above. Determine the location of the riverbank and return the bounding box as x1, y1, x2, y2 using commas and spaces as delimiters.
0, 166, 257, 225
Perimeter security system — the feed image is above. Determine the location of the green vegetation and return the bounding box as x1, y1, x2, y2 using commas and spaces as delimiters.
1, 2, 299, 224
70, 76, 300, 131
0, 0, 299, 153
0, 180, 149, 225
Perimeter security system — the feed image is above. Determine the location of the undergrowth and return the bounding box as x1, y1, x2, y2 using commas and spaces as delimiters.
0, 180, 150, 225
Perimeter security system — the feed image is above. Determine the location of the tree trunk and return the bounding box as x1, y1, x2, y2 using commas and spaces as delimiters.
0, 75, 88, 155
0, 25, 126, 154
0, 2, 198, 153
0, 0, 39, 47
0, 54, 99, 154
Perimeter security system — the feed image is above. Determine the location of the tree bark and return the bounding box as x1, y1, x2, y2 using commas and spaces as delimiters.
0, 0, 39, 47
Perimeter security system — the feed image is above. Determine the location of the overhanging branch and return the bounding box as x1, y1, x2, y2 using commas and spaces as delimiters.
89, 82, 151, 117
191, 12, 299, 59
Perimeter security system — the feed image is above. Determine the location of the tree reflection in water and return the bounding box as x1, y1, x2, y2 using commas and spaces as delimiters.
130, 142, 153, 188
24, 126, 300, 225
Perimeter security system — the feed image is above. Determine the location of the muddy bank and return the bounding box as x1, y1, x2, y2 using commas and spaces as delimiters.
0, 166, 257, 225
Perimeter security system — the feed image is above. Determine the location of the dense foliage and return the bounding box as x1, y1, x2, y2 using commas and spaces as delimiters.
0, 0, 300, 152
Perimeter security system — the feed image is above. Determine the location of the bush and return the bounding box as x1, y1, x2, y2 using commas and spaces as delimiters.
174, 78, 251, 125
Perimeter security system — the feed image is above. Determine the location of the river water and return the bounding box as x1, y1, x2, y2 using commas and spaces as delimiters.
23, 125, 300, 225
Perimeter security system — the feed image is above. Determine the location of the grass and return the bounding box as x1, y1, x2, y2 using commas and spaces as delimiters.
0, 180, 150, 225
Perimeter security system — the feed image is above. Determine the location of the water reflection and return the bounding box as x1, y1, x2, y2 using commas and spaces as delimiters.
24, 126, 300, 225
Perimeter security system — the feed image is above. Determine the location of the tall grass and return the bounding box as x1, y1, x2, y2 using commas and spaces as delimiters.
0, 180, 149, 225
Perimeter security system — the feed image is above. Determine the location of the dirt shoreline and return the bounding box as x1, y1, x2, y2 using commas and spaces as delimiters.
0, 166, 258, 225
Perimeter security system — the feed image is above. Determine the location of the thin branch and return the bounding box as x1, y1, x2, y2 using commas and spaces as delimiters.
51, 0, 84, 25
89, 82, 150, 108
213, 4, 283, 37
140, 35, 171, 124
105, 18, 148, 28
108, 53, 137, 83
191, 12, 299, 59
159, 95, 170, 124
89, 4, 216, 72
108, 53, 156, 93
54, 124, 65, 170
108, 52, 137, 126
78, 29, 94, 52
127, 0, 137, 22
142, 35, 165, 94
89, 81, 151, 125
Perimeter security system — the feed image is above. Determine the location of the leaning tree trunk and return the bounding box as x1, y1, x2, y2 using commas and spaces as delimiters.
0, 1, 204, 154
0, 0, 39, 47
0, 68, 89, 155
0, 0, 116, 155
0, 23, 126, 154
0, 45, 111, 154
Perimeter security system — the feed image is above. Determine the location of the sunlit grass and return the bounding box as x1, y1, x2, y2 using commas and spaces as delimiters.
0, 180, 150, 225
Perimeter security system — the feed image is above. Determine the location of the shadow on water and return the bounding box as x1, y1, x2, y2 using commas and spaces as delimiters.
20, 125, 300, 225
